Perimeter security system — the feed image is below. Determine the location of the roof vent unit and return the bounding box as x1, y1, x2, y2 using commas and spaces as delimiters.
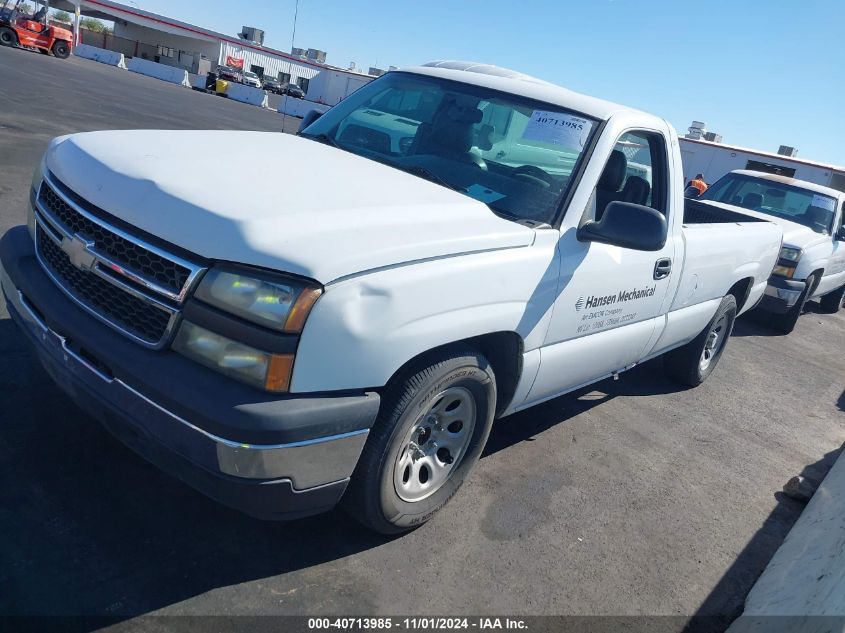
306, 49, 327, 64
703, 132, 722, 143
239, 26, 264, 45
685, 120, 707, 140
778, 145, 798, 157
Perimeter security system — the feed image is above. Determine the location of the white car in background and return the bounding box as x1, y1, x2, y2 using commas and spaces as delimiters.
241, 70, 262, 89
691, 170, 845, 332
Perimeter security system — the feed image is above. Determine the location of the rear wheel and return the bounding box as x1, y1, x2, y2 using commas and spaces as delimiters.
819, 284, 845, 313
343, 345, 496, 534
51, 40, 70, 59
664, 294, 737, 387
770, 275, 814, 334
0, 27, 17, 47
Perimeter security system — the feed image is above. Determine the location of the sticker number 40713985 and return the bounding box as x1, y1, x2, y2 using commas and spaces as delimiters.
521, 111, 593, 150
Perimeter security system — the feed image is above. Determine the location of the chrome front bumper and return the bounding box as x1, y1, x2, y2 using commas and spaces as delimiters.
1, 238, 374, 519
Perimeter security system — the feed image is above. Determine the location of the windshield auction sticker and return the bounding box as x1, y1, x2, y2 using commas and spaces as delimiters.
811, 194, 835, 212
522, 111, 592, 149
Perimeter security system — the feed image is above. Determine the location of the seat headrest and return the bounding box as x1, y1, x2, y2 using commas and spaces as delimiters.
598, 150, 627, 192
743, 192, 763, 208
620, 176, 651, 206
445, 103, 483, 124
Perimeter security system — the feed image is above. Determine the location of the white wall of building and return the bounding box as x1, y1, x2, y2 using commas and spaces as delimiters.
679, 138, 845, 192
304, 69, 373, 106
113, 21, 219, 70
220, 41, 321, 86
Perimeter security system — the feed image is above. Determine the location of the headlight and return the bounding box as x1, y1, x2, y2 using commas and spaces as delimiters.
772, 264, 795, 278
172, 321, 294, 391
779, 246, 802, 263
772, 245, 801, 278
194, 268, 321, 333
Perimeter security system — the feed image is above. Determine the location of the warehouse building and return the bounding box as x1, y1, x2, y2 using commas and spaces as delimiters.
53, 0, 377, 97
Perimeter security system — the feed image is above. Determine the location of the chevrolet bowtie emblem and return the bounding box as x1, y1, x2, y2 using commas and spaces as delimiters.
61, 234, 97, 271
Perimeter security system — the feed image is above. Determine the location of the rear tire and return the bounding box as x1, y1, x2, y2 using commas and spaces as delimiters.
343, 345, 496, 534
819, 284, 845, 313
770, 275, 814, 334
51, 40, 70, 59
0, 27, 17, 47
664, 294, 737, 387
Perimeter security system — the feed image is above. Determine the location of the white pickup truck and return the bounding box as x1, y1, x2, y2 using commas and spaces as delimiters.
0, 62, 783, 533
688, 170, 845, 332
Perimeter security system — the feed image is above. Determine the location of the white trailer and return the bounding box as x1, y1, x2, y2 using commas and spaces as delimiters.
679, 137, 845, 193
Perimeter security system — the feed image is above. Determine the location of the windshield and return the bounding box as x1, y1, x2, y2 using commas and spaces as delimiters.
701, 172, 838, 234
300, 72, 598, 225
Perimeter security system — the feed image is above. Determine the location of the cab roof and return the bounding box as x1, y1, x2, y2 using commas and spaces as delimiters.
399, 61, 661, 125
730, 170, 845, 200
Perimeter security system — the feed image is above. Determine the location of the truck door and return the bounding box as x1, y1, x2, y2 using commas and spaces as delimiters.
526, 127, 681, 404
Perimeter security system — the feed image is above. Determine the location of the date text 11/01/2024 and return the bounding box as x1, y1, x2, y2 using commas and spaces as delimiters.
307, 617, 529, 630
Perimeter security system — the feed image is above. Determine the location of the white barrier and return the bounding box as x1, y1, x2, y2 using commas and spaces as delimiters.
727, 451, 845, 632
190, 74, 207, 90
127, 57, 191, 87
73, 44, 126, 69
277, 97, 330, 118
225, 83, 269, 108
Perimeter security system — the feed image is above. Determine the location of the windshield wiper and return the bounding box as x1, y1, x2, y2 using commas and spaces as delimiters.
402, 165, 463, 193
303, 132, 342, 149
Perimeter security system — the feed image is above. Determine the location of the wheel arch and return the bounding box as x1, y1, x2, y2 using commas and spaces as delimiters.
381, 331, 524, 418
726, 277, 754, 312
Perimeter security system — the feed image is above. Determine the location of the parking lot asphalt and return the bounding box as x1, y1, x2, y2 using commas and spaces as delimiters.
1, 47, 844, 631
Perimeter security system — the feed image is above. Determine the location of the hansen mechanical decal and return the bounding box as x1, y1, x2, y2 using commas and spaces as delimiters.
575, 285, 657, 334
576, 285, 657, 311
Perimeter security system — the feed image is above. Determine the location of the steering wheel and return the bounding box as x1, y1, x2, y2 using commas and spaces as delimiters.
512, 165, 554, 189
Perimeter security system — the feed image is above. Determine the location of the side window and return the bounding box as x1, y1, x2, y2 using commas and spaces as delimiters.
591, 130, 668, 220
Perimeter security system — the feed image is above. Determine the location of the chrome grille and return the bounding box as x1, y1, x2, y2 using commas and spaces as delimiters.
38, 182, 192, 296
37, 229, 172, 344
33, 172, 205, 349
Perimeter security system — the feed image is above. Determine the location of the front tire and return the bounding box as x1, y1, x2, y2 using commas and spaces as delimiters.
819, 284, 845, 313
664, 294, 737, 387
51, 40, 70, 59
343, 345, 496, 534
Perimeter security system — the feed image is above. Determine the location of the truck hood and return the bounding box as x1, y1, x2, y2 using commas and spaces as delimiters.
45, 130, 535, 283
696, 200, 830, 250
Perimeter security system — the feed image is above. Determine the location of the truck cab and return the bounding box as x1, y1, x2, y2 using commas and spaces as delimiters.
0, 62, 783, 533
692, 170, 845, 332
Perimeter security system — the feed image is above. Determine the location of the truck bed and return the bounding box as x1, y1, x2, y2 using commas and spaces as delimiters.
683, 198, 769, 224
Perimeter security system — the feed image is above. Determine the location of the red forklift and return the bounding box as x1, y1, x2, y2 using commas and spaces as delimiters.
0, 0, 73, 58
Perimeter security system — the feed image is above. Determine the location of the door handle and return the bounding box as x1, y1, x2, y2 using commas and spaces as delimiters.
654, 258, 672, 280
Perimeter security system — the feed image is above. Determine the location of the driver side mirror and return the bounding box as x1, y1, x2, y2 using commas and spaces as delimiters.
577, 201, 668, 251
298, 109, 323, 134
836, 226, 845, 242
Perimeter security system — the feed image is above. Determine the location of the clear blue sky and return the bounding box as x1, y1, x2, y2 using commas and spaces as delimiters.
134, 0, 843, 166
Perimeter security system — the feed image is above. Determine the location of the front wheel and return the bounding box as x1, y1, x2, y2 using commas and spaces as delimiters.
343, 345, 496, 534
819, 284, 845, 313
664, 294, 737, 387
0, 27, 17, 47
51, 40, 70, 59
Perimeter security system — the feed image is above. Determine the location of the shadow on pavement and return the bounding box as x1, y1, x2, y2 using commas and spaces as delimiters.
484, 357, 687, 458
0, 316, 391, 621
683, 443, 845, 633
0, 314, 689, 623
